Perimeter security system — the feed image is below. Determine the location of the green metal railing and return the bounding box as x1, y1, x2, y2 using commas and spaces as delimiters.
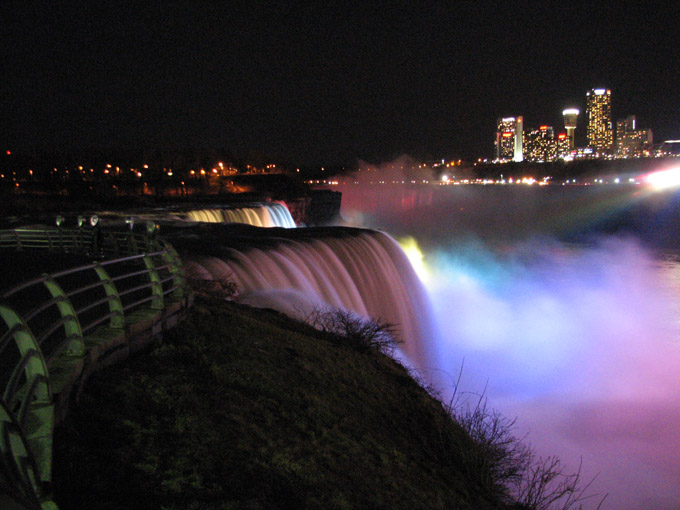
0, 228, 192, 509
0, 220, 158, 259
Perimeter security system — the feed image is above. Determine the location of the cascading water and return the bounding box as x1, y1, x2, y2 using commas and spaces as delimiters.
175, 226, 436, 368
183, 202, 296, 228
158, 179, 680, 509
334, 182, 680, 510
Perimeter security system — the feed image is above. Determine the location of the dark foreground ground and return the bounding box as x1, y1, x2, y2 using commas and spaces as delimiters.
52, 296, 515, 510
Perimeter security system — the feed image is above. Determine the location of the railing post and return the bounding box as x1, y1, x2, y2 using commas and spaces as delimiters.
93, 262, 125, 328
158, 241, 186, 299
76, 216, 86, 253
145, 221, 159, 253
90, 216, 101, 259
143, 255, 164, 310
125, 217, 140, 254
0, 398, 42, 509
0, 305, 51, 404
41, 276, 84, 357
13, 229, 23, 250
53, 216, 64, 252
0, 303, 53, 493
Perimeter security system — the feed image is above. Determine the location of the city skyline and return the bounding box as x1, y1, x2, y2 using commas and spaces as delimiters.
2, 2, 678, 165
494, 87, 658, 162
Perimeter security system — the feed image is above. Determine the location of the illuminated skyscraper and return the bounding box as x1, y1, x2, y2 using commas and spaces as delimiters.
556, 133, 570, 158
495, 116, 523, 161
513, 116, 524, 162
586, 88, 613, 154
524, 125, 557, 162
562, 108, 579, 149
616, 115, 653, 157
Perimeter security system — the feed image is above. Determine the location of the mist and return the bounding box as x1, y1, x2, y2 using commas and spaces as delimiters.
351, 155, 436, 184
337, 182, 680, 509
420, 237, 680, 508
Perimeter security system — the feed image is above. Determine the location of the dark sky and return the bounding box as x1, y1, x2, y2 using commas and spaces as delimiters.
2, 1, 679, 165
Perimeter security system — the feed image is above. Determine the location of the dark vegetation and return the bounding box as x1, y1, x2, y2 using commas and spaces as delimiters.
55, 296, 503, 509
52, 295, 600, 509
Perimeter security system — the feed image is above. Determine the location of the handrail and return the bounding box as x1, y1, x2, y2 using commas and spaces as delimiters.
0, 226, 159, 260
0, 236, 192, 509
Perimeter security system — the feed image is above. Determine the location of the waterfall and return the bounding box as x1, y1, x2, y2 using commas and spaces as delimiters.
180, 227, 436, 368
183, 203, 296, 228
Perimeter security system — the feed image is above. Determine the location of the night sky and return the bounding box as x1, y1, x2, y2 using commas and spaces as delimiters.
2, 1, 679, 165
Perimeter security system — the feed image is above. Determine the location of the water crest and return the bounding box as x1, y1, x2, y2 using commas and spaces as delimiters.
183, 202, 296, 228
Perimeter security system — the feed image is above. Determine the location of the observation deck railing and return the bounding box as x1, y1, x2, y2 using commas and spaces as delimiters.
0, 222, 159, 259
0, 224, 192, 509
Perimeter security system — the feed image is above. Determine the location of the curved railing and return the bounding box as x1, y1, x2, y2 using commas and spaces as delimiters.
0, 229, 192, 509
0, 222, 159, 259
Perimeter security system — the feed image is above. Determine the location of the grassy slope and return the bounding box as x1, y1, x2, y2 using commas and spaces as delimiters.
53, 297, 510, 510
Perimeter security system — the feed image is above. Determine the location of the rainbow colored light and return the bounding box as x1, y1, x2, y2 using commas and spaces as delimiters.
644, 167, 680, 190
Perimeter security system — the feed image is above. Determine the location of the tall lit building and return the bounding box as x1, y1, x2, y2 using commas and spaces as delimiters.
586, 88, 613, 154
557, 133, 570, 158
495, 116, 523, 161
616, 116, 635, 155
495, 117, 516, 160
524, 125, 557, 162
562, 108, 579, 149
513, 116, 524, 162
616, 115, 653, 157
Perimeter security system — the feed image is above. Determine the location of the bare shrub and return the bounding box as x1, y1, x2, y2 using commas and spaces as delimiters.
442, 370, 607, 510
511, 456, 605, 510
302, 307, 399, 355
296, 304, 608, 510
189, 278, 239, 300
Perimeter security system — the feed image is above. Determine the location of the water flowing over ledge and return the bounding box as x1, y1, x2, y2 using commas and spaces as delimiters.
179, 202, 297, 228
167, 224, 437, 368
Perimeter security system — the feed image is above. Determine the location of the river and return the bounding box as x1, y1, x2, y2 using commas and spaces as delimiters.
335, 182, 680, 510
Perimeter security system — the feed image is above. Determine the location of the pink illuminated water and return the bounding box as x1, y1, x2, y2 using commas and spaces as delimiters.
337, 183, 680, 510
185, 230, 437, 367
174, 186, 680, 508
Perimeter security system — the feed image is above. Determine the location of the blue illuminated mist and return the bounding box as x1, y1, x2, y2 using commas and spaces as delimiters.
338, 182, 680, 510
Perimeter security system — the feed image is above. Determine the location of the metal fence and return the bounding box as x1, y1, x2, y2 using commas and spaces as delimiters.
0, 227, 191, 509
0, 219, 160, 259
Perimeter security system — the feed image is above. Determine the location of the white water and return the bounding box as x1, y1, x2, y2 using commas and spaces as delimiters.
337, 183, 680, 510
183, 202, 296, 228
185, 230, 436, 367
175, 185, 680, 508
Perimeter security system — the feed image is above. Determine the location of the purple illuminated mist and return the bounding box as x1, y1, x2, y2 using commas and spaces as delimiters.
176, 182, 680, 508
337, 180, 680, 510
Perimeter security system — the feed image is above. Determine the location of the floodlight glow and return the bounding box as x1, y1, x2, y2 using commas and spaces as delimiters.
398, 236, 430, 283
562, 108, 579, 115
594, 88, 607, 95
645, 167, 680, 190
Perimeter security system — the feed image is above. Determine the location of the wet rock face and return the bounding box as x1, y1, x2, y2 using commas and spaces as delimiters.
282, 196, 311, 225
303, 189, 342, 225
